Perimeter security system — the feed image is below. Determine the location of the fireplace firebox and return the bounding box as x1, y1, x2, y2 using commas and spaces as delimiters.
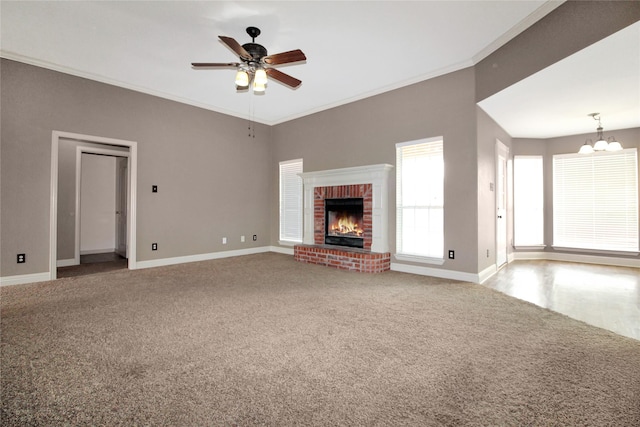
324, 198, 364, 248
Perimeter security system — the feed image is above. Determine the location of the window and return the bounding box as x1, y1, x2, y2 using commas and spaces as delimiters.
279, 159, 303, 243
553, 149, 638, 252
396, 137, 444, 260
514, 156, 544, 247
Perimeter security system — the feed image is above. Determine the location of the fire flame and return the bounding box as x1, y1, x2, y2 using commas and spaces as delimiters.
328, 215, 363, 237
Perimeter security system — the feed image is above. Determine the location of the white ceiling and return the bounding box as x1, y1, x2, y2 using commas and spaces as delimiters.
2, 1, 636, 138
479, 20, 640, 139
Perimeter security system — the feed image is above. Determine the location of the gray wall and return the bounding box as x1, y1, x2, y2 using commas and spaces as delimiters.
476, 107, 513, 272
271, 68, 480, 274
512, 128, 640, 259
2, 2, 637, 279
1, 59, 271, 277
475, 0, 640, 102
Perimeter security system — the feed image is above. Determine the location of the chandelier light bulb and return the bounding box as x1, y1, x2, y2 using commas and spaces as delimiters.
606, 137, 622, 151
593, 138, 608, 151
579, 140, 595, 154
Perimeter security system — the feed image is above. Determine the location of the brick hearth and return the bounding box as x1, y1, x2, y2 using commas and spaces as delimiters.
294, 245, 391, 273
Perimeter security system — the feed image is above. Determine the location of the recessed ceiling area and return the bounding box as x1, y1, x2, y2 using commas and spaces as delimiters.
1, 0, 557, 126
478, 21, 640, 139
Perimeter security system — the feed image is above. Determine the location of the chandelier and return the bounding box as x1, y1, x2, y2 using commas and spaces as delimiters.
578, 113, 623, 154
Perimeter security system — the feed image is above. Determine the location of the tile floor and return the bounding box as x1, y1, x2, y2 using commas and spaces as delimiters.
481, 260, 640, 341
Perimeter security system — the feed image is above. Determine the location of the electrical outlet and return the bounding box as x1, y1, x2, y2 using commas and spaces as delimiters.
241, 235, 245, 242
253, 234, 257, 241
17, 253, 26, 263
448, 250, 455, 259
222, 237, 227, 244
152, 185, 158, 193
152, 243, 158, 251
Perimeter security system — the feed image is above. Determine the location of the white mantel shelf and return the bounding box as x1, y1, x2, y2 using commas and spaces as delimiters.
299, 164, 393, 254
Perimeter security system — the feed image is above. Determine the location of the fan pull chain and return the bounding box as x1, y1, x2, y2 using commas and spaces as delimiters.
248, 95, 256, 138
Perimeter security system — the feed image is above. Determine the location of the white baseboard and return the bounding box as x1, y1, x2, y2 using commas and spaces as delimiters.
478, 264, 498, 284
390, 263, 482, 283
80, 248, 116, 255
0, 272, 51, 287
136, 246, 272, 270
269, 245, 294, 255
57, 258, 78, 267
514, 251, 640, 268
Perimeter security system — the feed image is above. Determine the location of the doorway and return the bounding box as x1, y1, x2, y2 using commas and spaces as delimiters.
50, 131, 138, 280
495, 140, 509, 268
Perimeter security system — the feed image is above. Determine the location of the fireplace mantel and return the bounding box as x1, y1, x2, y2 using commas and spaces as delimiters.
299, 164, 393, 253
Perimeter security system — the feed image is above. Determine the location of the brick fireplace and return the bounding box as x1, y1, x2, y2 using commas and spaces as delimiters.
294, 164, 393, 273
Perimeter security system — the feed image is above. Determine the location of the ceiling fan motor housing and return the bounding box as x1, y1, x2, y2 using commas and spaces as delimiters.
242, 43, 268, 61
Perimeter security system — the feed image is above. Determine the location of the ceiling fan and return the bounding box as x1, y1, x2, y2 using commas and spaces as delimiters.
191, 26, 306, 92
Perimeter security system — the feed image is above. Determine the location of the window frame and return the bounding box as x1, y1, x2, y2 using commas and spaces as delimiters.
552, 148, 638, 254
395, 137, 445, 264
279, 158, 303, 245
513, 155, 545, 249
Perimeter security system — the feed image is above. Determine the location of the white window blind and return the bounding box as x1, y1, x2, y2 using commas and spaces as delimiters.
514, 156, 544, 247
553, 149, 638, 252
396, 137, 444, 259
279, 159, 303, 243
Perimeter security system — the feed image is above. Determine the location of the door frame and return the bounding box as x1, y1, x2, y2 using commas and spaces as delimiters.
74, 146, 130, 266
495, 139, 509, 268
50, 131, 138, 280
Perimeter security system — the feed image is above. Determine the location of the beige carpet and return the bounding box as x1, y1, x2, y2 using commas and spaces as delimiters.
2, 253, 639, 426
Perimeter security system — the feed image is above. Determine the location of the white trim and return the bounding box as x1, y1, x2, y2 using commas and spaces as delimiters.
278, 240, 300, 247
270, 245, 295, 256
390, 263, 482, 284
471, 1, 565, 64
51, 131, 138, 281
0, 52, 474, 127
136, 247, 271, 270
1, 272, 51, 287
56, 259, 77, 268
299, 164, 393, 253
514, 251, 640, 268
394, 254, 445, 266
514, 245, 546, 251
495, 139, 509, 268
75, 147, 130, 265
550, 246, 639, 257
80, 248, 117, 256
478, 264, 498, 284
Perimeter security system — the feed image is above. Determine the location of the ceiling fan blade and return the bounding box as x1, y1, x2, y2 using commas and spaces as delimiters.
266, 68, 302, 88
263, 49, 306, 65
191, 62, 240, 68
219, 36, 252, 60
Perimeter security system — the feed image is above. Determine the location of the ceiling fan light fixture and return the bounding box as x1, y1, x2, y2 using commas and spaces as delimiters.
235, 70, 249, 87
254, 68, 267, 85
253, 80, 266, 93
192, 27, 305, 94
